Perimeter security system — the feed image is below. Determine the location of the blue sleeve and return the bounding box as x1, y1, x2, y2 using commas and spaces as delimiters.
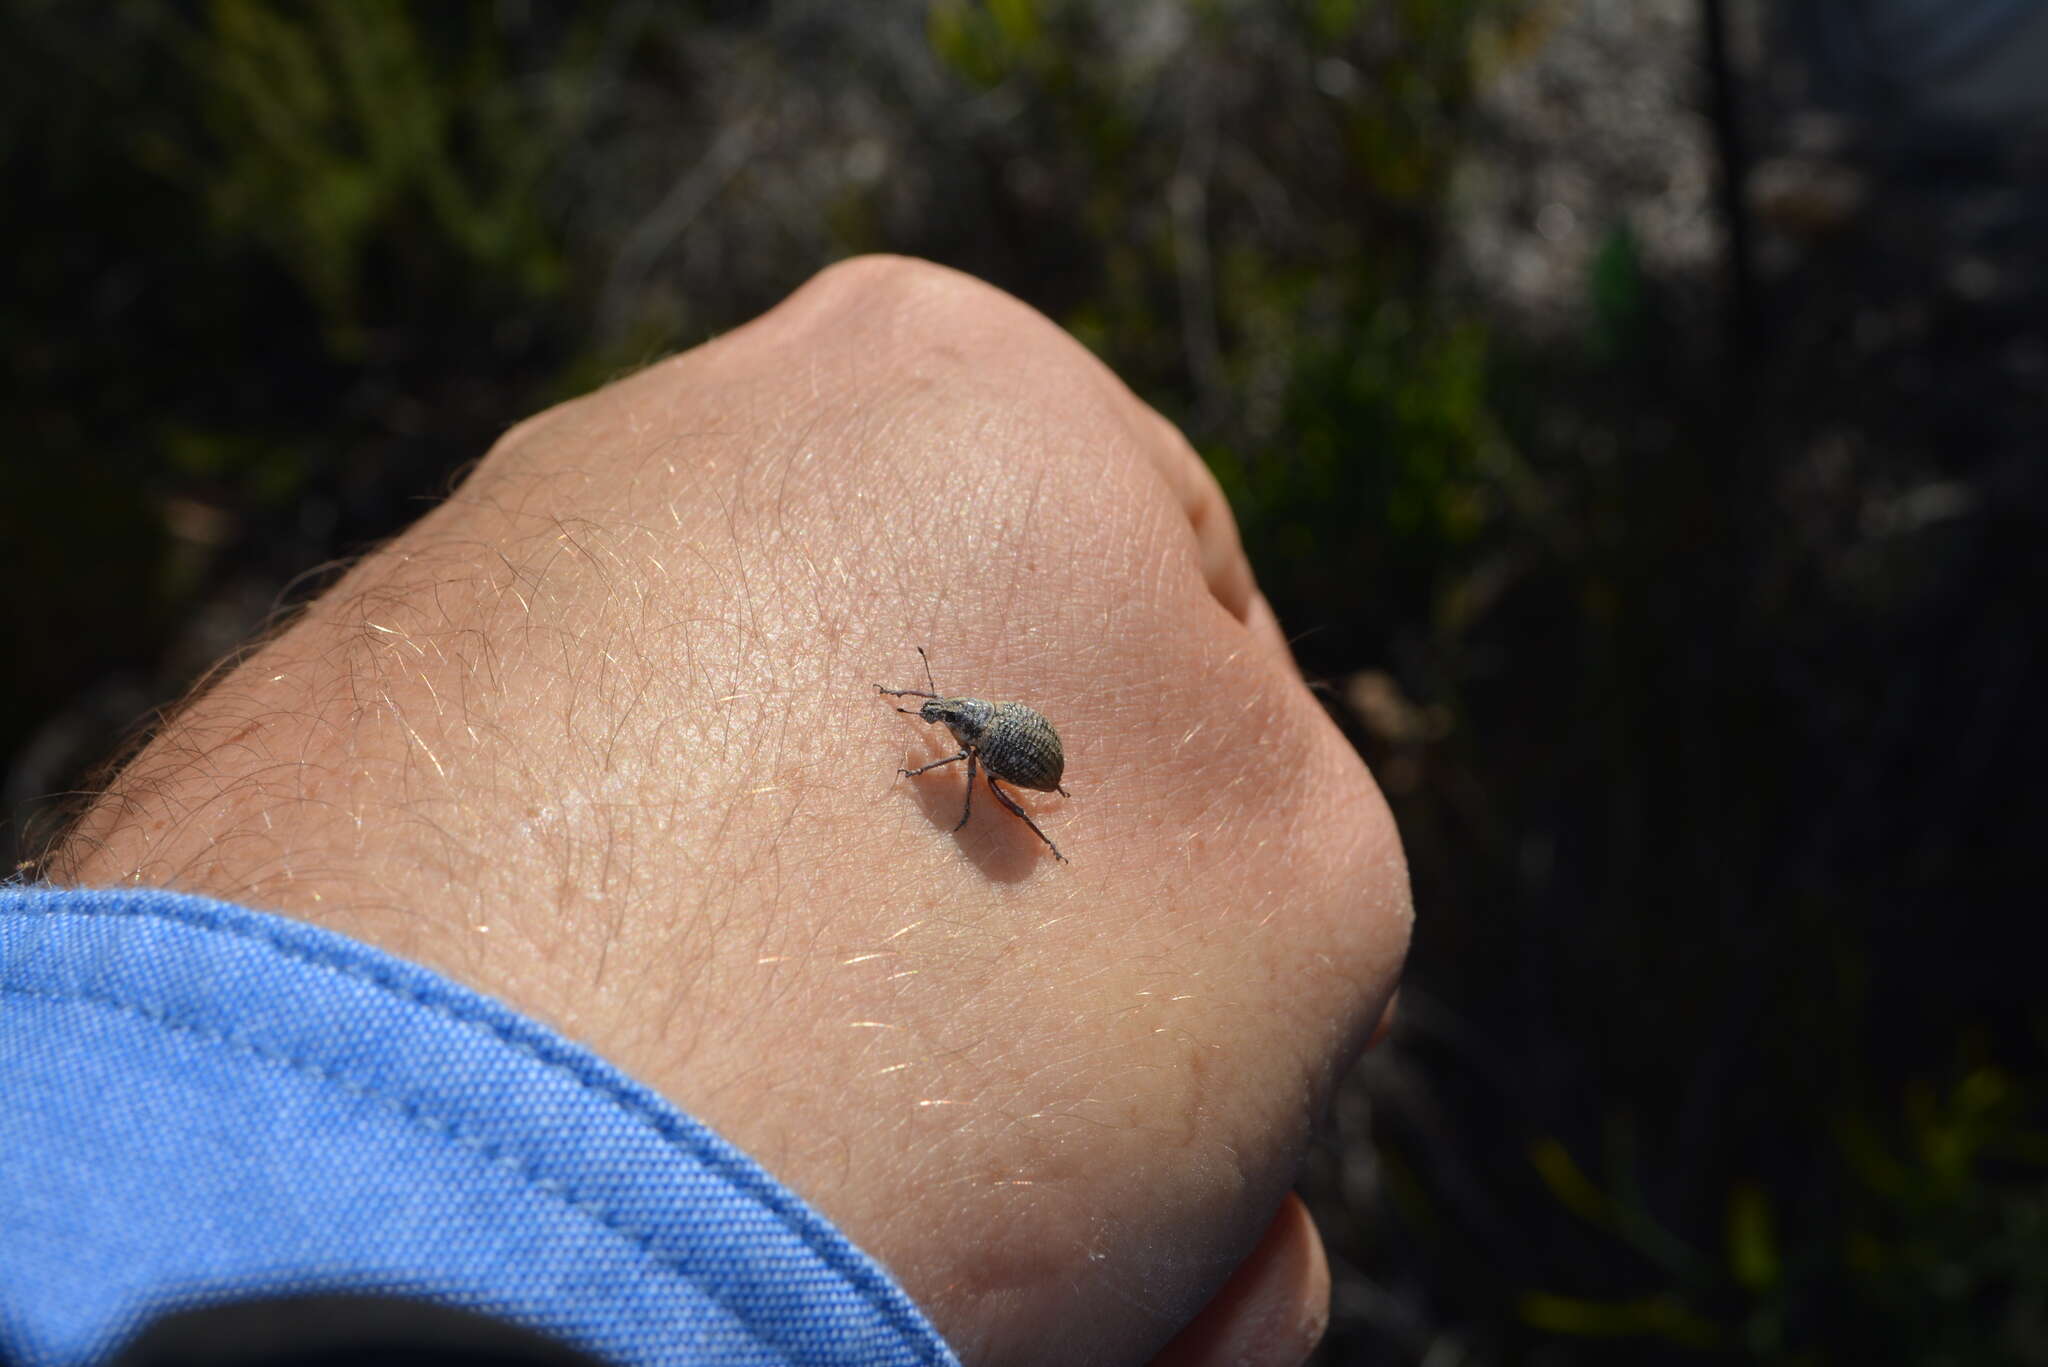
0, 886, 959, 1367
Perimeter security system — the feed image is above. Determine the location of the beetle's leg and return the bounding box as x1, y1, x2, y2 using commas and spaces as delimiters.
877, 685, 939, 701
900, 751, 968, 779
987, 776, 1068, 863
953, 750, 977, 832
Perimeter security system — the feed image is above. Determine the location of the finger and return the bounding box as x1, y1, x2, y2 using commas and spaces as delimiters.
1368, 990, 1400, 1051
1242, 586, 1300, 669
1131, 409, 1260, 626
1147, 1192, 1330, 1367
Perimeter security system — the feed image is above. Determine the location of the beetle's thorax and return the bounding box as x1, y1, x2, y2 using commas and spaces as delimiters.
920, 695, 993, 745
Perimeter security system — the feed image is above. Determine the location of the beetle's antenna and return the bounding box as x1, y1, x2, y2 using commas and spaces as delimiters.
917, 646, 937, 695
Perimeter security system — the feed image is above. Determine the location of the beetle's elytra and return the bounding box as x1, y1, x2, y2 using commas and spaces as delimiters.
876, 647, 1070, 863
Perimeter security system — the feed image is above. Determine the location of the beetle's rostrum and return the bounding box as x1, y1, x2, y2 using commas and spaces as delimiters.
876, 647, 1070, 863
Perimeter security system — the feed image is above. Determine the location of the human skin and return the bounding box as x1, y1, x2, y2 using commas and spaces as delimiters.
50, 257, 1410, 1366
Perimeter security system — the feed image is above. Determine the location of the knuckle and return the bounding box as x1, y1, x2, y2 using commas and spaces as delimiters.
785, 255, 1072, 367
798, 255, 1026, 332
808, 252, 963, 298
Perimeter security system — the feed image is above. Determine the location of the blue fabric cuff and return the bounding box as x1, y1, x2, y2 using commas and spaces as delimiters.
0, 886, 958, 1367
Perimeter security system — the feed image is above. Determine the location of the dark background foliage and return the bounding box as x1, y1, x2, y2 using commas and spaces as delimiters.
5, 1, 2045, 1361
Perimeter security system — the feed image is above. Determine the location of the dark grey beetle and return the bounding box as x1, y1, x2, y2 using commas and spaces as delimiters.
877, 648, 1070, 863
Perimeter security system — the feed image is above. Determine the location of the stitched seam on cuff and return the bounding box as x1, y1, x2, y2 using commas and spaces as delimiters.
8, 892, 950, 1365
3, 978, 792, 1353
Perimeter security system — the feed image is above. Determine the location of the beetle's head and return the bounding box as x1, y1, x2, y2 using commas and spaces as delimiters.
922, 696, 991, 745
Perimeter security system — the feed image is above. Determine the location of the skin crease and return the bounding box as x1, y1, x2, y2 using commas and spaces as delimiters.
51, 257, 1411, 1366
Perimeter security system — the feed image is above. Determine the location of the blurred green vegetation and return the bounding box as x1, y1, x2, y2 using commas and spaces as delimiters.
4, 1, 2044, 1361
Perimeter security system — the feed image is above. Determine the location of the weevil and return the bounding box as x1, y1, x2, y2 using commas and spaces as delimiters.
877, 647, 1070, 863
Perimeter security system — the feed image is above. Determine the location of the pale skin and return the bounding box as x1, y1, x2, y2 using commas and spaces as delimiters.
49, 257, 1411, 1367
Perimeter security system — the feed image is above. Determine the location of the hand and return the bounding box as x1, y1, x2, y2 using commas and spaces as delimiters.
53, 257, 1409, 1366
